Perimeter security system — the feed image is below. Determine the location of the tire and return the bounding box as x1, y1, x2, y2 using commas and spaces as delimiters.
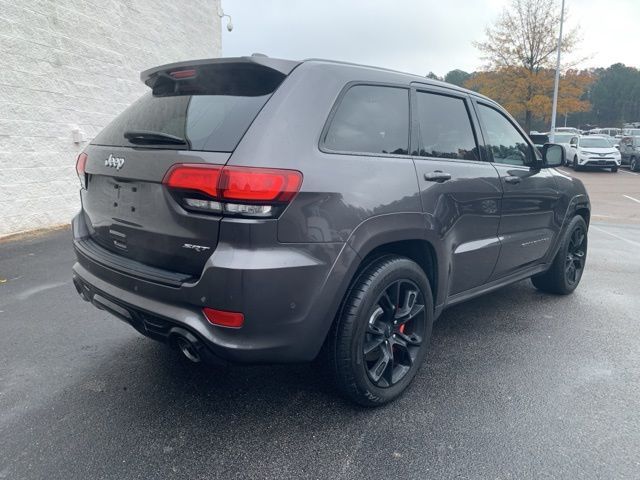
531, 215, 588, 295
611, 166, 618, 172
631, 157, 638, 172
328, 255, 434, 407
573, 156, 580, 170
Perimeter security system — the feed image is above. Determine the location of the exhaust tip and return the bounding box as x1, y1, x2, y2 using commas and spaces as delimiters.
170, 328, 203, 364
176, 336, 201, 363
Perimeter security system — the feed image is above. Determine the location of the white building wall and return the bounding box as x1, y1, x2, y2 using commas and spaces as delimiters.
0, 0, 221, 237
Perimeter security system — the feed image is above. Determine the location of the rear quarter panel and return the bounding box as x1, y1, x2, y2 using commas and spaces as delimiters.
227, 63, 423, 244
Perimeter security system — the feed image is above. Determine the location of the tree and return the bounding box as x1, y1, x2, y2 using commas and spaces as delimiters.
426, 71, 442, 81
554, 69, 593, 124
466, 67, 592, 129
472, 0, 579, 131
444, 69, 471, 87
589, 64, 640, 126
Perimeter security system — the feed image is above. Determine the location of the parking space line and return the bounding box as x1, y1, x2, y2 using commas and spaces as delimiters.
620, 169, 639, 176
590, 225, 640, 247
623, 194, 640, 204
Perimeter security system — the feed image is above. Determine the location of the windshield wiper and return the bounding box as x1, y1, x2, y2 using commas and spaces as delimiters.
124, 130, 187, 145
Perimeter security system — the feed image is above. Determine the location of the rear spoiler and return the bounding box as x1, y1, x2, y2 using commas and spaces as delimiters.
141, 56, 301, 96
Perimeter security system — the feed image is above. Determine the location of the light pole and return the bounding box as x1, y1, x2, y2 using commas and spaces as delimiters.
549, 0, 565, 142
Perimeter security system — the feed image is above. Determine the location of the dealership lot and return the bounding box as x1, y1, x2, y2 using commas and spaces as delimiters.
0, 170, 639, 479
556, 166, 640, 224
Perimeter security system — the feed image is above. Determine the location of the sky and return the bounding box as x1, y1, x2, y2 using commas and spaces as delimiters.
220, 0, 640, 78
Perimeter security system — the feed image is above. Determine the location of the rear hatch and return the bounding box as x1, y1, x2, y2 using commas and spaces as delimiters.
79, 57, 299, 278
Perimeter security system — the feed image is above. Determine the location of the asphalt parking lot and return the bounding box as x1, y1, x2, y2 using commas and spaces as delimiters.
1, 168, 639, 480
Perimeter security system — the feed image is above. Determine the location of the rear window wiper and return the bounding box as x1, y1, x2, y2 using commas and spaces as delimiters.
124, 130, 188, 145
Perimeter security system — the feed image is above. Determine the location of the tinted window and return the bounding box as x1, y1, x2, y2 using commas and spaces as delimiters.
324, 85, 409, 155
477, 104, 533, 166
92, 93, 269, 152
415, 92, 478, 160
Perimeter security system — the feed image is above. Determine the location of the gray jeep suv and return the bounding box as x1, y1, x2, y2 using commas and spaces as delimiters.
72, 56, 590, 406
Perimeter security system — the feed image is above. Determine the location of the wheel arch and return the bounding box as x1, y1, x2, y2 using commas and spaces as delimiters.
343, 213, 444, 308
575, 206, 590, 226
354, 240, 438, 308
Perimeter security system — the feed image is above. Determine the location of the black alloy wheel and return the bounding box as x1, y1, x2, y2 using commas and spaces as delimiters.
328, 255, 434, 406
565, 226, 586, 287
363, 279, 426, 388
531, 215, 588, 295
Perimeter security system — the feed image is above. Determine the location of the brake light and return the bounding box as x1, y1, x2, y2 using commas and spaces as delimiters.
203, 307, 244, 328
76, 152, 88, 189
169, 69, 197, 79
162, 164, 303, 217
219, 167, 302, 202
163, 164, 221, 198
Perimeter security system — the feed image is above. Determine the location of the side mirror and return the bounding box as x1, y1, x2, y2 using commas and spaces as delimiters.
614, 144, 620, 150
541, 143, 564, 168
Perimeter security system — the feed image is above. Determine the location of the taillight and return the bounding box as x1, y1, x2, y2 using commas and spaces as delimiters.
203, 307, 244, 328
219, 167, 302, 202
76, 152, 88, 189
162, 164, 303, 218
163, 164, 221, 198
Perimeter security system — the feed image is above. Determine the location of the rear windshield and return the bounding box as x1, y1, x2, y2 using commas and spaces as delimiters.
92, 92, 269, 152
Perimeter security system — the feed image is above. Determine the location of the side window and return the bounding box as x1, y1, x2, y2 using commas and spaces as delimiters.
415, 91, 479, 161
324, 85, 409, 155
477, 104, 533, 166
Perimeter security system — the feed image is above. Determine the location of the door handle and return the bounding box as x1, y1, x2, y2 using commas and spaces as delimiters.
424, 171, 452, 183
504, 175, 521, 185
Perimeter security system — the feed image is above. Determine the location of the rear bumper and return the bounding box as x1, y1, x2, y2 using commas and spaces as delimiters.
72, 213, 356, 364
72, 269, 229, 366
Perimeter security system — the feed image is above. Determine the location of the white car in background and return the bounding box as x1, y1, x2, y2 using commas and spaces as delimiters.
551, 133, 578, 163
592, 128, 622, 138
569, 135, 622, 172
554, 127, 580, 135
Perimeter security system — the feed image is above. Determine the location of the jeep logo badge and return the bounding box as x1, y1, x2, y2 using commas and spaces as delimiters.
105, 154, 125, 170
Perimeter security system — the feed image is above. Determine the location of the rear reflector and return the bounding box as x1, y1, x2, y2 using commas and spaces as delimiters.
203, 307, 244, 328
76, 152, 88, 188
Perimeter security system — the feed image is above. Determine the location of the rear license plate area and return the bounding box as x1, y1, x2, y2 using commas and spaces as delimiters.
111, 181, 142, 217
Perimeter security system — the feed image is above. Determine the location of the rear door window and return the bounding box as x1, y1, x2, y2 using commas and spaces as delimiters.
415, 91, 479, 160
323, 85, 409, 155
